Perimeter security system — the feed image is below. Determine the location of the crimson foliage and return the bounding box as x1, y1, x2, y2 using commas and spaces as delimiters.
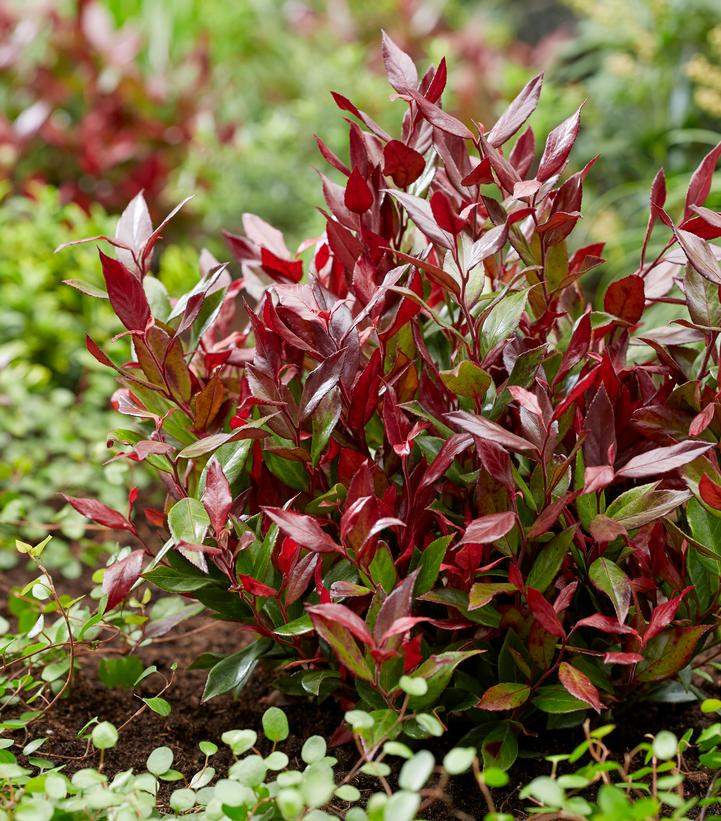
66, 36, 721, 759
0, 1, 206, 213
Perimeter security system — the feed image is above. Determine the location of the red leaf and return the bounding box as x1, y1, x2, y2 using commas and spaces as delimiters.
700, 474, 721, 510
345, 168, 374, 214
239, 575, 277, 598
348, 349, 382, 429
527, 493, 576, 539
404, 88, 474, 139
558, 661, 603, 713
446, 410, 536, 453
104, 549, 144, 611
690, 403, 716, 436
419, 433, 473, 490
383, 386, 411, 456
536, 106, 582, 182
263, 507, 341, 553
461, 157, 493, 187
527, 587, 565, 638
643, 587, 692, 647
381, 30, 418, 92
203, 459, 232, 535
86, 335, 114, 369
306, 602, 374, 647
260, 247, 303, 283
604, 275, 645, 324
99, 250, 150, 332
685, 141, 721, 218
460, 512, 516, 544
583, 466, 615, 494
575, 613, 637, 636
63, 495, 135, 533
383, 140, 425, 187
488, 73, 544, 148
430, 191, 465, 235
616, 441, 712, 479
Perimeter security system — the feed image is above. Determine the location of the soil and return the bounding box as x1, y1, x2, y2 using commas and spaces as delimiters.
3, 565, 721, 819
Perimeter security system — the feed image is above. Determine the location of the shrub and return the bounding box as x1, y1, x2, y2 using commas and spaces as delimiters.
66, 35, 721, 764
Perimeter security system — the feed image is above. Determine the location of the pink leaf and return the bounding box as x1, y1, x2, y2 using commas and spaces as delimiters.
306, 602, 374, 647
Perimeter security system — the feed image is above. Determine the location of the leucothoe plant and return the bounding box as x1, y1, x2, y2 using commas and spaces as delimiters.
62, 33, 721, 766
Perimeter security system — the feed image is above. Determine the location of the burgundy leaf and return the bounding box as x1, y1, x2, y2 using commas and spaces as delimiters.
104, 549, 144, 611
430, 191, 465, 234
685, 141, 721, 218
536, 106, 582, 182
383, 140, 425, 187
345, 168, 374, 214
381, 30, 418, 92
99, 250, 150, 332
446, 410, 536, 453
459, 512, 516, 544
203, 459, 232, 535
240, 575, 277, 598
643, 587, 692, 647
604, 275, 645, 324
488, 73, 543, 148
527, 587, 565, 638
306, 602, 374, 647
63, 495, 135, 533
675, 229, 721, 284
404, 88, 474, 139
263, 507, 341, 553
575, 613, 637, 636
419, 433, 473, 490
616, 441, 712, 479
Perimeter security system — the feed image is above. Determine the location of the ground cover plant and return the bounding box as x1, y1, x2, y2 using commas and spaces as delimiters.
59, 33, 721, 774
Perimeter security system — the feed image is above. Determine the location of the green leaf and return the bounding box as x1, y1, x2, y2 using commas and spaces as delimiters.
274, 614, 313, 636
606, 482, 689, 530
203, 639, 272, 701
142, 697, 172, 717
468, 582, 517, 610
311, 388, 341, 466
147, 746, 174, 776
478, 682, 531, 711
399, 750, 435, 791
526, 528, 575, 592
440, 361, 491, 398
382, 791, 420, 821
481, 722, 518, 771
168, 497, 210, 545
443, 747, 476, 775
481, 289, 528, 355
588, 557, 631, 624
414, 535, 452, 596
98, 655, 144, 689
532, 684, 588, 714
637, 625, 711, 682
262, 707, 289, 742
91, 722, 118, 750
